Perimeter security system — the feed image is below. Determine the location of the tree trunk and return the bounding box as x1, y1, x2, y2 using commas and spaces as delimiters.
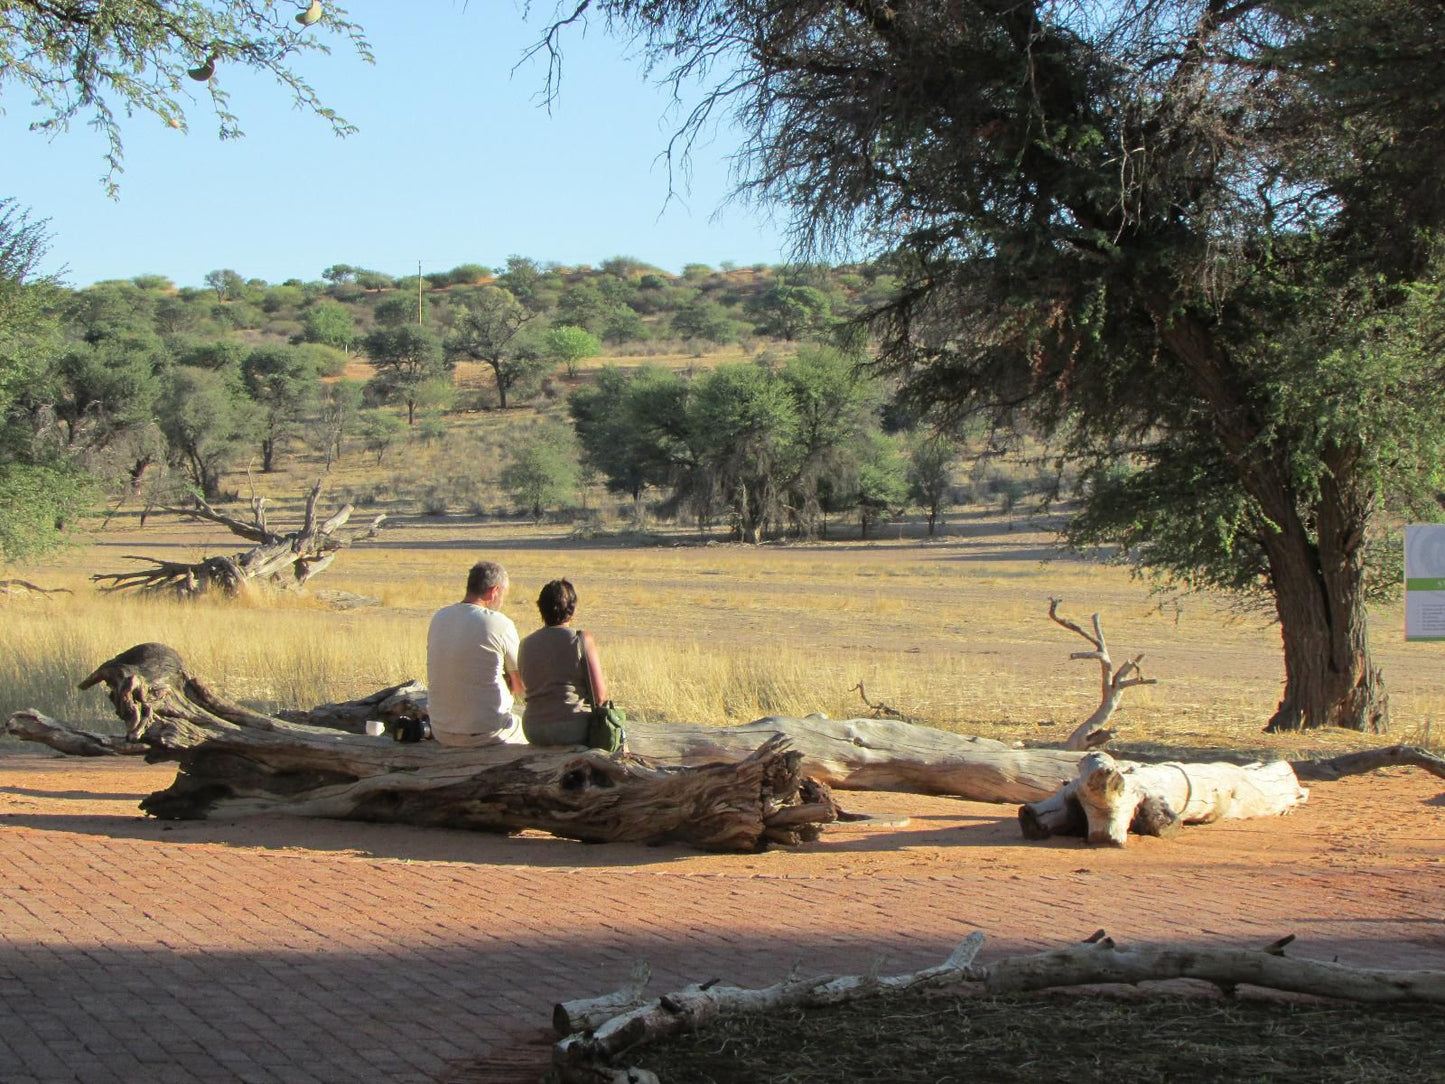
1161, 313, 1389, 734
1263, 478, 1387, 733
490, 359, 509, 409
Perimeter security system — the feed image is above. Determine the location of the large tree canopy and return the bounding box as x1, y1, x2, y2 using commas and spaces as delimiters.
0, 0, 371, 191
552, 0, 1445, 732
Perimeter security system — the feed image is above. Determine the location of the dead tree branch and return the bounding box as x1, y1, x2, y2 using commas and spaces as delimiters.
1049, 597, 1158, 750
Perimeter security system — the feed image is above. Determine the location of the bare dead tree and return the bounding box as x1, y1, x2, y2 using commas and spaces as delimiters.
1049, 597, 1158, 751
91, 480, 384, 596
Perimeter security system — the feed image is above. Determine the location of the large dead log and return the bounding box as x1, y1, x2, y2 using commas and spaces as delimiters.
1019, 751, 1308, 846
276, 685, 1090, 802
10, 644, 838, 852
91, 480, 384, 596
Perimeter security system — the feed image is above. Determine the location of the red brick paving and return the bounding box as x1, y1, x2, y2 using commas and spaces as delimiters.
0, 754, 1441, 1082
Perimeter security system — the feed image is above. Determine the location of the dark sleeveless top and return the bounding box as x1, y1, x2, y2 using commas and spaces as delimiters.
518, 626, 591, 745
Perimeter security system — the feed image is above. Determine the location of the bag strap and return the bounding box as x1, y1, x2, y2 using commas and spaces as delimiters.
579, 628, 599, 708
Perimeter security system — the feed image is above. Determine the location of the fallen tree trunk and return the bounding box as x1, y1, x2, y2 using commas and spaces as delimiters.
275, 684, 1092, 802
91, 481, 384, 596
549, 931, 1445, 1082
1019, 752, 1308, 846
8, 644, 839, 852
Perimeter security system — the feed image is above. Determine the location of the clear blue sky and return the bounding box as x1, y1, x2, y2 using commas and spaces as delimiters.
1, 1, 794, 289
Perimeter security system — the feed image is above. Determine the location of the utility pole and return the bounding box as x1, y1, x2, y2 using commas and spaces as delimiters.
417, 260, 423, 324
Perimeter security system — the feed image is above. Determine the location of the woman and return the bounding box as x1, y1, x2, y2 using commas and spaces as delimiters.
518, 578, 608, 746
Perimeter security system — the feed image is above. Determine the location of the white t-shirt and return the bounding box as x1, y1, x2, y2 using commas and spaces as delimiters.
426, 602, 525, 745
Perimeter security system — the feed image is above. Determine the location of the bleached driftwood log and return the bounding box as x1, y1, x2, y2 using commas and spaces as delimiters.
91, 481, 384, 596
1048, 598, 1157, 751
552, 933, 987, 1078
8, 644, 839, 852
1019, 751, 1308, 846
986, 932, 1445, 1002
550, 930, 1445, 1082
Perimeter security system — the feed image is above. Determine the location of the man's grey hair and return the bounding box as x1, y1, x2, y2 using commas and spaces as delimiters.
466, 560, 508, 598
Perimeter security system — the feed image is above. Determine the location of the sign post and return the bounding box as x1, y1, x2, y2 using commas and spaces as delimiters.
1404, 524, 1445, 641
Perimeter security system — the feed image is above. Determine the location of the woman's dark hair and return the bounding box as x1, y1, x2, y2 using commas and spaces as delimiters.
536, 578, 578, 626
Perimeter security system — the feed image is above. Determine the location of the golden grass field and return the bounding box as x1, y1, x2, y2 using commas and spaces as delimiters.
4, 502, 1440, 760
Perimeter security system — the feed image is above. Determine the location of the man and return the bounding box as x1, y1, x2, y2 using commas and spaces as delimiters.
426, 560, 527, 746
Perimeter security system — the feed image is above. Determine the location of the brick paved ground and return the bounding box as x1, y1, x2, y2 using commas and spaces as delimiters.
0, 754, 1441, 1083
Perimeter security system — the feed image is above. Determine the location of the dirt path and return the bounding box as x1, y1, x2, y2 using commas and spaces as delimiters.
0, 753, 1441, 1083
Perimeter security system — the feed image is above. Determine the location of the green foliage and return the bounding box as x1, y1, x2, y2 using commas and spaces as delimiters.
0, 463, 94, 565
500, 423, 579, 519
299, 299, 358, 353
443, 263, 490, 287
672, 299, 737, 346
373, 294, 426, 328
542, 325, 602, 378
746, 283, 833, 341
292, 341, 349, 378
157, 365, 257, 499
600, 305, 647, 346
498, 256, 548, 312
176, 338, 246, 372
0, 199, 94, 565
0, 1, 371, 191
907, 434, 957, 537
363, 323, 449, 424
204, 270, 245, 302
856, 432, 908, 538
571, 346, 889, 539
555, 283, 608, 333
311, 379, 363, 468
241, 345, 319, 471
358, 409, 406, 465
444, 287, 538, 409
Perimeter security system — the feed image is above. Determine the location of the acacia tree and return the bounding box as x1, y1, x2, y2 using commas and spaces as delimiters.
444, 287, 539, 408
500, 424, 580, 520
554, 0, 1445, 732
907, 433, 957, 539
241, 345, 319, 472
363, 324, 449, 425
0, 0, 371, 192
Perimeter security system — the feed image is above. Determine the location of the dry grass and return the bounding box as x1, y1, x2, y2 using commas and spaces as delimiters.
4, 508, 1441, 755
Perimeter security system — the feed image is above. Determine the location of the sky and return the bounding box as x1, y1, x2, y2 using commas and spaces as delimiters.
1, 1, 795, 289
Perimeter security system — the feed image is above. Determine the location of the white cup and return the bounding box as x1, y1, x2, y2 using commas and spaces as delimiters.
364, 720, 385, 738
